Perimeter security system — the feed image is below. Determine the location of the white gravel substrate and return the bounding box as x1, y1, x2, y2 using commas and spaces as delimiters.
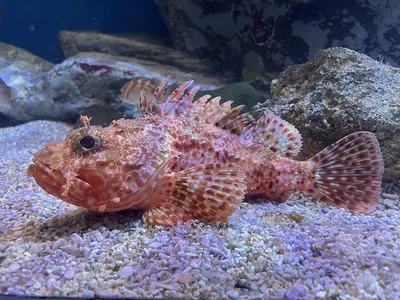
0, 120, 399, 300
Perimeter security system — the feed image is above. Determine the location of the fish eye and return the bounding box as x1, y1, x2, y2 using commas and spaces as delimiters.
75, 135, 101, 152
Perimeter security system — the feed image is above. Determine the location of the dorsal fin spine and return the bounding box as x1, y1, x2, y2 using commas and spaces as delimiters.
153, 75, 170, 103
148, 77, 302, 156
240, 110, 302, 157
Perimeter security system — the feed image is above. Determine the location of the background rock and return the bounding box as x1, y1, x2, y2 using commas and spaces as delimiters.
0, 43, 226, 127
0, 42, 54, 126
44, 52, 226, 124
154, 0, 400, 80
59, 30, 225, 78
257, 47, 399, 192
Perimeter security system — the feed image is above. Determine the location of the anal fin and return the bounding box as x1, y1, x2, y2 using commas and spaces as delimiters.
143, 163, 247, 226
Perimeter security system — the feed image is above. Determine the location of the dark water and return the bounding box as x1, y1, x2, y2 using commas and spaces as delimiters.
0, 0, 169, 62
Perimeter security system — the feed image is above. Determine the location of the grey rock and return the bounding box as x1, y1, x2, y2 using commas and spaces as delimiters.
382, 193, 400, 200
9, 263, 20, 272
208, 246, 225, 256
286, 284, 306, 299
355, 270, 377, 289
315, 291, 327, 299
44, 52, 225, 124
83, 247, 91, 259
117, 265, 134, 277
154, 0, 400, 78
29, 244, 41, 255
52, 238, 66, 250
93, 231, 104, 242
148, 242, 163, 249
59, 30, 224, 77
382, 181, 399, 195
45, 277, 58, 289
82, 290, 95, 298
383, 199, 397, 210
259, 47, 399, 187
64, 268, 75, 280
0, 42, 54, 126
0, 42, 226, 127
70, 233, 85, 246
0, 42, 53, 73
226, 289, 240, 300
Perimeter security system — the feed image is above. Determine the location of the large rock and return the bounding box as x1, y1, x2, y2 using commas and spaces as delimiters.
0, 42, 54, 126
0, 42, 226, 127
44, 52, 226, 122
154, 0, 400, 79
59, 31, 225, 78
260, 47, 400, 192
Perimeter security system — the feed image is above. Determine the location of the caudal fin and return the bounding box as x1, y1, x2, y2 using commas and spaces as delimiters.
309, 131, 384, 214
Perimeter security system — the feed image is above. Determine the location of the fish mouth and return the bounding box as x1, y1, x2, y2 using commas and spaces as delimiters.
27, 160, 64, 192
27, 159, 95, 208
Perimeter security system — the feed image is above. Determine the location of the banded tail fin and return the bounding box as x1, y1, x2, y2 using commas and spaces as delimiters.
308, 131, 383, 213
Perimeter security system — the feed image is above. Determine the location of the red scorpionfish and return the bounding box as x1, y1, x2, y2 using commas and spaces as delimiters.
27, 76, 384, 226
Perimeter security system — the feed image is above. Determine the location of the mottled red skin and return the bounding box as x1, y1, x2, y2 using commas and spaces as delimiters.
27, 113, 314, 213
27, 78, 384, 225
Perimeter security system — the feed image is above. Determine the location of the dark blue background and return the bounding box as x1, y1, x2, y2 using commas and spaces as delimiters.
0, 0, 169, 62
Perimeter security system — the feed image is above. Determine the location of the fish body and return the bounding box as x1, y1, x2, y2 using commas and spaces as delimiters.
28, 77, 384, 226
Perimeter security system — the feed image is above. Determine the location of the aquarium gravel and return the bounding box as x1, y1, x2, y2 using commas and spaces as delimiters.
0, 120, 399, 299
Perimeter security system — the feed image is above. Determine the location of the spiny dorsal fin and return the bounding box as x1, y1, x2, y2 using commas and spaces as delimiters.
241, 109, 302, 157
215, 105, 251, 134
166, 80, 194, 104
193, 94, 250, 134
148, 76, 251, 135
146, 77, 302, 152
139, 89, 151, 115
153, 75, 170, 103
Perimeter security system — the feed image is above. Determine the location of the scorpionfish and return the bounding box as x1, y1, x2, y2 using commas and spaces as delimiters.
27, 76, 384, 226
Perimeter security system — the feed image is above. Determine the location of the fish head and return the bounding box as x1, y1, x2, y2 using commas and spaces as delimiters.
27, 116, 172, 212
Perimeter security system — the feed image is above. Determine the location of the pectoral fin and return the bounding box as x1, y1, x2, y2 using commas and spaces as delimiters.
143, 163, 247, 226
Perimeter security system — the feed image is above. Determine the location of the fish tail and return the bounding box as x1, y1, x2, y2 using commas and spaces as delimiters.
306, 131, 384, 213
